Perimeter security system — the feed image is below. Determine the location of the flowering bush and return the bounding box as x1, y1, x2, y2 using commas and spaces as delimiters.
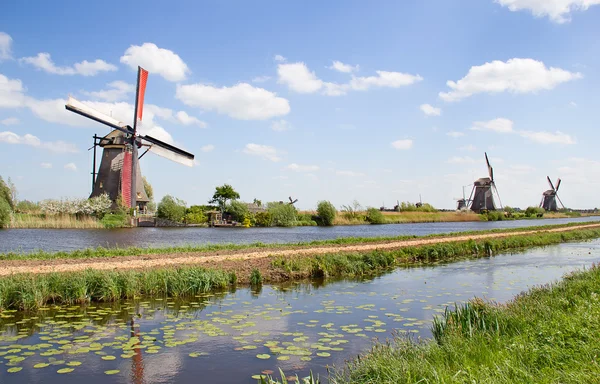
40, 194, 112, 216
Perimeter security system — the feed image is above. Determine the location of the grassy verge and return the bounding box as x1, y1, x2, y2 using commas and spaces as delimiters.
332, 264, 600, 384
1, 221, 599, 260
8, 213, 105, 229
1, 227, 599, 311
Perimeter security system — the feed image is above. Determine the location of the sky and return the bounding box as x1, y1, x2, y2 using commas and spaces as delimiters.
0, 0, 599, 210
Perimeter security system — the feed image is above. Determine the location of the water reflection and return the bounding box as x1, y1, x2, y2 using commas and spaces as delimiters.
1, 216, 598, 253
0, 240, 599, 383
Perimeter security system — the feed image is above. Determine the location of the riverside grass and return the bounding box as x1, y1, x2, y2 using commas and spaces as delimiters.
8, 213, 104, 229
331, 264, 600, 384
2, 220, 598, 260
1, 227, 600, 311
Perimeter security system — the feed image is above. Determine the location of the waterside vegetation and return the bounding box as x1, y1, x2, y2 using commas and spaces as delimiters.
332, 263, 600, 383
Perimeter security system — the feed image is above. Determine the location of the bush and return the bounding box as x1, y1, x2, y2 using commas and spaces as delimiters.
316, 200, 337, 226
15, 200, 39, 214
341, 200, 363, 220
39, 194, 112, 217
365, 207, 385, 224
157, 195, 187, 222
185, 206, 207, 224
525, 206, 545, 218
226, 200, 250, 222
399, 201, 438, 212
0, 197, 10, 228
100, 213, 128, 229
267, 202, 297, 227
254, 212, 272, 227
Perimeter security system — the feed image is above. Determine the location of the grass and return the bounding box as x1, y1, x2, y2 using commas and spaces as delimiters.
2, 220, 598, 260
8, 213, 105, 229
329, 211, 480, 225
331, 264, 600, 384
269, 227, 600, 280
0, 267, 236, 310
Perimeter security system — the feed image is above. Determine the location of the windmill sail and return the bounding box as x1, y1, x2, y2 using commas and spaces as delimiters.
66, 97, 131, 133
133, 67, 149, 135
142, 135, 195, 167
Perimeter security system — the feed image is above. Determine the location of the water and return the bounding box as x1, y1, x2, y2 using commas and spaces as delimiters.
1, 240, 599, 383
1, 216, 598, 253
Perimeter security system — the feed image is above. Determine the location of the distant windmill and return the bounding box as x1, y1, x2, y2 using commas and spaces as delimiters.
288, 196, 298, 205
467, 153, 502, 213
540, 176, 564, 211
65, 66, 195, 210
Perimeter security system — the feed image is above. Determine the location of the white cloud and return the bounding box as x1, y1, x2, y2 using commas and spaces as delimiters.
82, 81, 134, 102
20, 53, 117, 76
286, 163, 319, 172
40, 162, 52, 169
350, 71, 423, 91
176, 82, 290, 120
336, 170, 365, 177
278, 62, 324, 93
0, 74, 26, 108
1, 117, 19, 126
120, 43, 189, 82
519, 130, 576, 144
274, 54, 287, 62
0, 131, 78, 153
447, 156, 476, 164
0, 32, 13, 61
496, 0, 600, 23
420, 103, 441, 116
271, 119, 291, 132
391, 139, 413, 150
64, 163, 77, 171
459, 144, 477, 151
252, 75, 271, 83
200, 144, 214, 152
328, 60, 359, 73
570, 101, 578, 107
447, 131, 465, 138
175, 111, 207, 128
242, 143, 282, 162
439, 58, 582, 102
471, 118, 514, 133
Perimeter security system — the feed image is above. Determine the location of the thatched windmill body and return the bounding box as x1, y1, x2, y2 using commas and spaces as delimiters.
65, 67, 194, 211
540, 177, 564, 212
468, 153, 502, 213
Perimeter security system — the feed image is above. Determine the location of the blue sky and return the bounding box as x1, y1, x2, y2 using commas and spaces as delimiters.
1, 0, 599, 210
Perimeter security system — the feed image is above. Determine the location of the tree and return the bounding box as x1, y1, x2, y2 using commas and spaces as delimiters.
209, 184, 240, 212
226, 200, 249, 222
157, 195, 187, 222
0, 198, 10, 228
366, 208, 385, 224
267, 202, 297, 227
143, 176, 154, 201
0, 176, 14, 210
317, 200, 337, 226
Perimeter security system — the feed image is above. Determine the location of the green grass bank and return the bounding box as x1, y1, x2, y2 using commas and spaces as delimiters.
331, 263, 600, 384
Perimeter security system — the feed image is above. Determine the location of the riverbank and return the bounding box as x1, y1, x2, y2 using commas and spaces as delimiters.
331, 261, 600, 383
0, 223, 599, 310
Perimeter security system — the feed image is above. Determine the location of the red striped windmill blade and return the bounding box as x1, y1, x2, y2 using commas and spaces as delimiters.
65, 67, 195, 210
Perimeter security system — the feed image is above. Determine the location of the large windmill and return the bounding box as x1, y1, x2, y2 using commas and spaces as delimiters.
65, 66, 194, 211
540, 176, 564, 212
467, 153, 502, 213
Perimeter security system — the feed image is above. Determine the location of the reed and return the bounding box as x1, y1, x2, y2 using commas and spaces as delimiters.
8, 213, 104, 229
331, 264, 600, 384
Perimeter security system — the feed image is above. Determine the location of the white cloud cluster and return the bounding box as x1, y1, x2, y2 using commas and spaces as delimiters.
0, 74, 26, 108
21, 53, 117, 76
64, 163, 77, 171
420, 103, 441, 116
0, 131, 78, 153
243, 143, 282, 162
252, 75, 271, 83
1, 117, 19, 126
0, 32, 13, 61
277, 61, 422, 96
271, 119, 291, 132
83, 81, 134, 102
176, 82, 290, 120
286, 163, 319, 172
200, 144, 214, 152
496, 0, 600, 23
470, 118, 576, 145
121, 43, 189, 82
328, 60, 359, 73
391, 139, 413, 150
40, 162, 52, 169
175, 111, 207, 128
439, 58, 582, 102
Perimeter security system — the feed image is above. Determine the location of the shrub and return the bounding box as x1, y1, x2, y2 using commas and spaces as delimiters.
15, 200, 39, 214
100, 213, 128, 229
157, 195, 187, 222
365, 207, 385, 224
254, 212, 273, 227
0, 177, 14, 210
341, 200, 363, 220
185, 206, 207, 224
39, 194, 112, 217
0, 197, 10, 228
250, 269, 262, 286
226, 200, 250, 222
267, 202, 297, 227
525, 206, 545, 218
316, 200, 337, 226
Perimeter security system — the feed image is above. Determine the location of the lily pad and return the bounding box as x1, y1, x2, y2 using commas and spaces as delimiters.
256, 354, 271, 360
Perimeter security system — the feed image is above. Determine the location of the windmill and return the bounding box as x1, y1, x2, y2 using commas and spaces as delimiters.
65, 66, 194, 211
467, 153, 502, 213
540, 176, 564, 212
288, 196, 298, 205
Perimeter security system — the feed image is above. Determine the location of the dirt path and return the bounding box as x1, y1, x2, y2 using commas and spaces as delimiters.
1, 223, 599, 277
